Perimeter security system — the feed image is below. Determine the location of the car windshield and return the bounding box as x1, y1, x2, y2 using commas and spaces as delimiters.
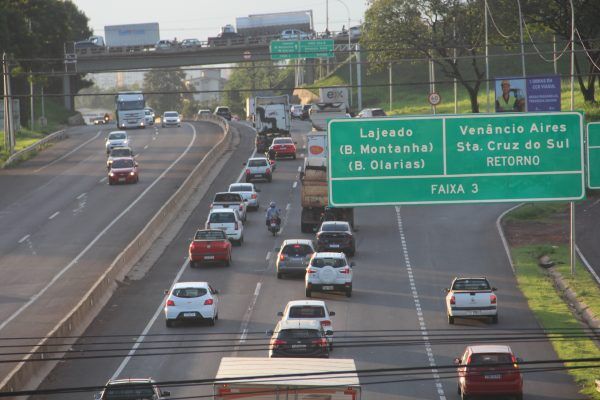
209, 212, 235, 223
230, 184, 253, 192
288, 306, 325, 318
469, 353, 513, 366
372, 109, 386, 116
145, 110, 151, 115
279, 329, 320, 339
111, 159, 134, 168
194, 230, 226, 240
248, 159, 267, 167
164, 112, 178, 117
311, 257, 346, 268
216, 107, 229, 113
172, 287, 207, 298
103, 386, 155, 400
321, 223, 349, 232
453, 279, 490, 291
117, 100, 144, 111
282, 244, 313, 257
214, 193, 241, 202
109, 133, 126, 140
110, 149, 131, 157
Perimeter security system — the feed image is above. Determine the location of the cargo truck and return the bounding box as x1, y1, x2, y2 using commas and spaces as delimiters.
214, 357, 361, 400
300, 102, 352, 232
236, 10, 314, 37
104, 22, 160, 48
115, 91, 146, 129
254, 95, 291, 153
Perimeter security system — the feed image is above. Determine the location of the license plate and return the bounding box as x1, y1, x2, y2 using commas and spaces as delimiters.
119, 177, 126, 182
322, 285, 334, 290
291, 344, 306, 349
470, 310, 480, 315
204, 256, 214, 260
183, 312, 196, 317
485, 374, 501, 380
329, 244, 340, 248
255, 174, 263, 177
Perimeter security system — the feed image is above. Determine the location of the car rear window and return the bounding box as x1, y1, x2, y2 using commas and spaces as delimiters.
282, 244, 314, 257
273, 138, 293, 144
216, 107, 230, 113
470, 353, 513, 366
321, 223, 350, 232
109, 133, 126, 140
289, 306, 325, 318
214, 193, 242, 202
104, 385, 155, 399
279, 329, 320, 339
230, 184, 253, 192
248, 159, 268, 167
311, 257, 346, 268
209, 212, 235, 223
372, 109, 386, 116
110, 149, 132, 157
194, 230, 226, 240
111, 159, 134, 168
172, 287, 207, 298
453, 279, 491, 291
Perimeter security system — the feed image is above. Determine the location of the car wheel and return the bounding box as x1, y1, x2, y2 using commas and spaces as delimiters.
225, 254, 231, 267
514, 395, 523, 400
277, 272, 283, 279
108, 180, 113, 185
346, 288, 352, 298
329, 342, 333, 351
215, 312, 219, 321
166, 319, 174, 328
293, 154, 296, 160
492, 315, 498, 324
461, 391, 470, 400
348, 249, 355, 257
267, 176, 272, 183
208, 317, 215, 326
448, 314, 455, 325
457, 384, 461, 395
245, 178, 251, 183
305, 288, 311, 297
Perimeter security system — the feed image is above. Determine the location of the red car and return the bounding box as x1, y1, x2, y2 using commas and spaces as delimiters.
455, 344, 523, 400
189, 229, 232, 267
108, 157, 139, 185
269, 137, 296, 159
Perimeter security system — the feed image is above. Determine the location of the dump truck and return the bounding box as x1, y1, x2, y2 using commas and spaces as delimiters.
214, 357, 361, 400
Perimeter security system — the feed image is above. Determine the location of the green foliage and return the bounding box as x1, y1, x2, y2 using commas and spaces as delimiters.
143, 69, 188, 114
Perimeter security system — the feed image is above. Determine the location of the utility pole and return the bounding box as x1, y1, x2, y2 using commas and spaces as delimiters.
389, 62, 393, 112
326, 0, 329, 32
553, 35, 558, 75
29, 70, 34, 130
3, 52, 14, 154
356, 43, 362, 110
484, 0, 490, 112
569, 0, 575, 276
516, 0, 526, 77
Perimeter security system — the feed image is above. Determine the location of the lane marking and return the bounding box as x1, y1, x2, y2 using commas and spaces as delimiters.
34, 130, 102, 173
240, 328, 248, 343
266, 251, 272, 261
18, 234, 30, 244
111, 256, 190, 379
297, 166, 302, 173
48, 212, 60, 220
286, 203, 291, 210
237, 148, 257, 183
292, 181, 298, 189
152, 137, 156, 141
144, 145, 149, 150
0, 123, 198, 334
233, 282, 262, 355
76, 192, 87, 200
254, 282, 262, 296
99, 177, 107, 183
395, 206, 447, 400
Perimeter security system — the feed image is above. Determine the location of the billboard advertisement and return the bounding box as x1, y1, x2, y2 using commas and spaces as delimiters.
495, 75, 561, 113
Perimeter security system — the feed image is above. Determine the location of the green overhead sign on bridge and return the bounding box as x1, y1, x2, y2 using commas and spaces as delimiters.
270, 39, 334, 60
587, 122, 600, 189
328, 112, 585, 206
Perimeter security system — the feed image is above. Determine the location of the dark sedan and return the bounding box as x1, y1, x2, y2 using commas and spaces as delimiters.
316, 221, 355, 256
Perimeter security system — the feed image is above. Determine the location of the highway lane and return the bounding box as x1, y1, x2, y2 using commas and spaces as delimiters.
0, 121, 223, 384
34, 120, 582, 400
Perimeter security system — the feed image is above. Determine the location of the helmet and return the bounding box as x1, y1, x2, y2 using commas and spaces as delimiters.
269, 201, 276, 208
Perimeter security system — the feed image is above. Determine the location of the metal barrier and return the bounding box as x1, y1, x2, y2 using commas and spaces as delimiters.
3, 129, 67, 168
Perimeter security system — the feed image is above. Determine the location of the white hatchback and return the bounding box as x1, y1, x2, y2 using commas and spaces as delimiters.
164, 282, 219, 327
105, 131, 129, 154
205, 208, 243, 245
278, 300, 336, 349
305, 252, 354, 298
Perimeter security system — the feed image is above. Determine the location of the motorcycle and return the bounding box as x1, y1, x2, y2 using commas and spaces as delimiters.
268, 217, 281, 236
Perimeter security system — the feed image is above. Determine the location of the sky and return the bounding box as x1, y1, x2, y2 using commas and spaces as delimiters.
71, 0, 369, 41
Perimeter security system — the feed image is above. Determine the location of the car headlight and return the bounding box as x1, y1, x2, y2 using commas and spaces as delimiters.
130, 171, 135, 176
109, 172, 114, 177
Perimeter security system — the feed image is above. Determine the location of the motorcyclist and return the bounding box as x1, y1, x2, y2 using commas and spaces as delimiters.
265, 201, 281, 226
267, 147, 277, 162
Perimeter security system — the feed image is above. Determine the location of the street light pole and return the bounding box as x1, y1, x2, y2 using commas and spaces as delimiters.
485, 0, 490, 112
569, 0, 575, 276
516, 0, 526, 77
334, 0, 352, 108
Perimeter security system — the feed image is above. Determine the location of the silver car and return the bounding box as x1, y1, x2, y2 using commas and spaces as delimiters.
228, 183, 260, 211
105, 131, 129, 154
162, 111, 181, 127
276, 239, 316, 279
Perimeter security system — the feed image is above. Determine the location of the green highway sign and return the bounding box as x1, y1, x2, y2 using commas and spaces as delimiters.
328, 112, 585, 206
587, 123, 600, 189
270, 39, 334, 60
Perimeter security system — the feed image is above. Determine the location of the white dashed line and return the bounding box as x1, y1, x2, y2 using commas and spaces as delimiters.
18, 234, 30, 244
76, 192, 87, 200
254, 282, 262, 296
152, 137, 156, 141
240, 329, 248, 343
286, 203, 291, 210
99, 177, 107, 183
395, 206, 447, 400
297, 166, 302, 172
292, 181, 298, 189
48, 212, 60, 220
144, 145, 149, 150
233, 282, 262, 355
266, 251, 272, 261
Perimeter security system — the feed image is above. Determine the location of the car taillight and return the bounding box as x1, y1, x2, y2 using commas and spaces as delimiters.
280, 254, 286, 261
245, 169, 250, 174
251, 194, 257, 199
312, 338, 327, 347
271, 339, 286, 346
307, 268, 317, 274
340, 267, 350, 274
490, 294, 497, 304
235, 222, 239, 230
320, 320, 331, 327
511, 355, 519, 368
204, 298, 214, 305
239, 204, 243, 211
166, 299, 175, 307
450, 295, 456, 305
266, 168, 271, 174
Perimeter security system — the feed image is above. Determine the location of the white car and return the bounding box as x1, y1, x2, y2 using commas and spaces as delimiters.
105, 131, 129, 154
205, 208, 243, 245
445, 277, 498, 324
290, 104, 303, 119
144, 109, 155, 126
197, 109, 212, 119
162, 111, 181, 127
228, 183, 260, 210
164, 282, 219, 327
305, 252, 354, 298
155, 39, 173, 50
244, 157, 273, 183
280, 29, 311, 40
278, 300, 335, 349
357, 108, 387, 118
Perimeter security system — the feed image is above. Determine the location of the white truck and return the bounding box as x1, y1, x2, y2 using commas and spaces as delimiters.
115, 91, 146, 129
319, 87, 350, 111
104, 23, 160, 48
246, 97, 255, 121
236, 10, 313, 37
445, 277, 498, 324
254, 95, 291, 153
214, 357, 361, 400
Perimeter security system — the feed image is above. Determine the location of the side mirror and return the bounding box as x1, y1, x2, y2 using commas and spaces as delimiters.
444, 288, 450, 293
277, 311, 283, 316
266, 330, 274, 336
135, 163, 139, 167
274, 247, 281, 251
213, 289, 219, 294
325, 330, 333, 336
162, 391, 171, 397
453, 358, 461, 365
164, 290, 169, 295
492, 287, 498, 291
329, 311, 335, 316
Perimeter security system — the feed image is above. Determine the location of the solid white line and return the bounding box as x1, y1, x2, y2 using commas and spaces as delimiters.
18, 234, 30, 244
48, 212, 60, 220
0, 123, 197, 334
144, 145, 148, 150
33, 130, 102, 173
292, 181, 298, 189
237, 148, 257, 183
254, 282, 262, 296
495, 203, 525, 274
234, 282, 262, 355
240, 328, 248, 343
576, 245, 600, 285
286, 203, 291, 210
111, 257, 189, 379
266, 251, 272, 261
76, 192, 87, 200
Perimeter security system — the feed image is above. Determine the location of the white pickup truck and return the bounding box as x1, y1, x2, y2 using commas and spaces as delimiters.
445, 277, 498, 324
210, 192, 247, 222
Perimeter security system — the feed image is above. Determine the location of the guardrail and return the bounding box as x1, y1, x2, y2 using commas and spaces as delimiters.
3, 129, 68, 168
0, 115, 234, 394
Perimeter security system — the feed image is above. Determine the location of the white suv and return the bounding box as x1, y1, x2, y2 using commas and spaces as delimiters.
278, 300, 336, 349
305, 252, 354, 298
205, 208, 243, 245
244, 157, 273, 183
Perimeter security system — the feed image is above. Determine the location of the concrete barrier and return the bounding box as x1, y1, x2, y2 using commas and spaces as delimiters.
3, 129, 68, 168
0, 115, 234, 394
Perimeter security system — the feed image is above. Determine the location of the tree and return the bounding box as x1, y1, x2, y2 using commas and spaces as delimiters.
143, 69, 187, 114
521, 0, 600, 103
363, 0, 486, 112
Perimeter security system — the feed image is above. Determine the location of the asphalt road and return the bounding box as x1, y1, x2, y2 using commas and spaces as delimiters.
0, 121, 223, 383
32, 120, 582, 399
576, 192, 600, 280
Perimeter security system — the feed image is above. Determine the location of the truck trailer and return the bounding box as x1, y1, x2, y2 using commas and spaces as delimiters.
236, 10, 313, 37
104, 22, 160, 47
254, 95, 291, 153
214, 357, 361, 400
